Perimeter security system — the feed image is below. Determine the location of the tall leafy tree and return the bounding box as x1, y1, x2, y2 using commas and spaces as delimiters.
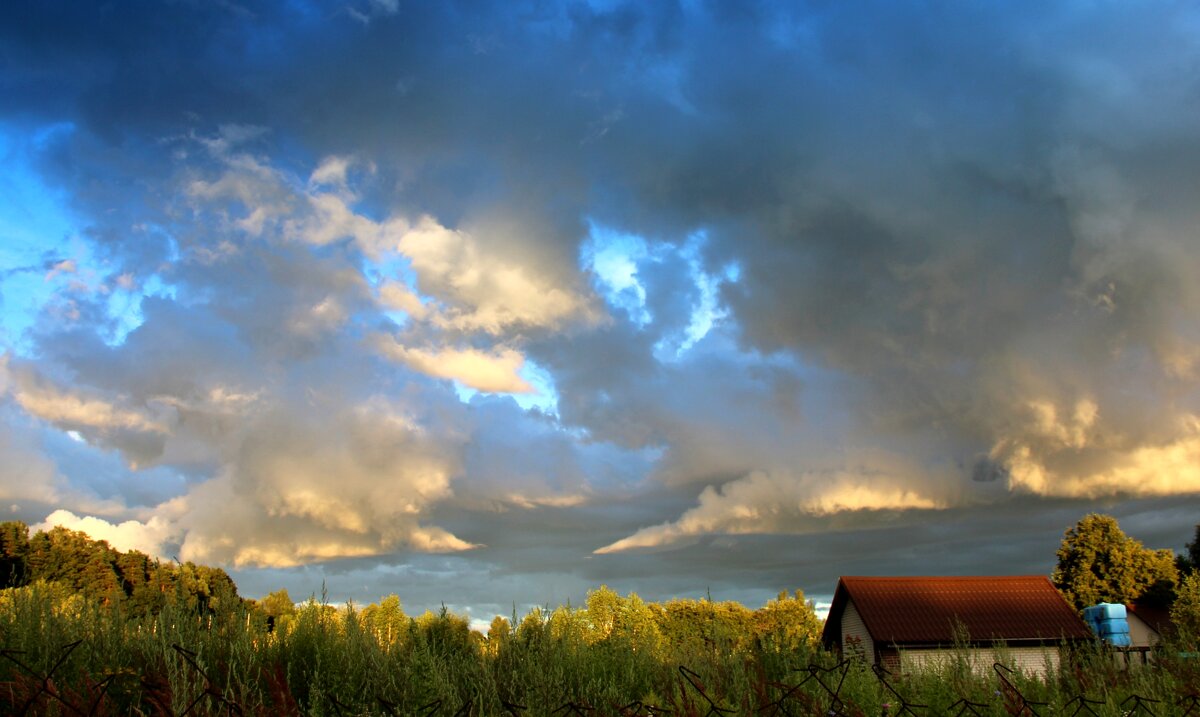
583, 585, 663, 654
514, 607, 548, 651
485, 615, 512, 657
1171, 572, 1200, 638
23, 526, 120, 597
115, 551, 167, 617
414, 607, 477, 657
83, 551, 121, 606
255, 588, 296, 632
0, 521, 30, 589
1052, 513, 1179, 611
751, 590, 822, 653
1179, 524, 1200, 575
360, 594, 405, 646
656, 596, 754, 660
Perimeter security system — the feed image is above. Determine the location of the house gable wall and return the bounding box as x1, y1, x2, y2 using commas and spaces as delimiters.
1126, 612, 1159, 648
842, 599, 875, 661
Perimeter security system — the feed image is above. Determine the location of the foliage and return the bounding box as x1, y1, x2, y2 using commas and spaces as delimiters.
6, 515, 1200, 713
1052, 513, 1179, 611
1171, 571, 1200, 641
751, 589, 822, 653
1179, 523, 1200, 575
2, 580, 1199, 716
0, 520, 240, 618
0, 520, 30, 589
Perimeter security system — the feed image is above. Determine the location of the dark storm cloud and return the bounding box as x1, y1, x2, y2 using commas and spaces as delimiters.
3, 0, 1199, 605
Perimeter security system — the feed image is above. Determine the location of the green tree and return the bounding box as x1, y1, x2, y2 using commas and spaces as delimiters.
0, 521, 244, 618
514, 606, 548, 651
751, 589, 822, 653
1179, 524, 1200, 575
83, 551, 121, 606
584, 586, 663, 654
23, 526, 121, 600
414, 607, 477, 658
655, 596, 754, 660
546, 603, 589, 649
194, 564, 239, 614
361, 594, 406, 647
486, 615, 512, 657
585, 585, 621, 640
257, 588, 297, 632
1171, 571, 1200, 639
114, 552, 174, 617
1052, 513, 1179, 611
0, 521, 30, 589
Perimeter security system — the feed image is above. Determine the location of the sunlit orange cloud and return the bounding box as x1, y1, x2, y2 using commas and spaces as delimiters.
1004, 416, 1200, 498
595, 468, 947, 554
5, 365, 166, 435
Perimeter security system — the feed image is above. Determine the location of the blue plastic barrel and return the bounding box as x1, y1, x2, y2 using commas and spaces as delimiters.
1098, 617, 1130, 634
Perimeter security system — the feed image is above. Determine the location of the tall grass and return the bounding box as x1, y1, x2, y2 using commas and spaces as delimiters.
2, 582, 1198, 715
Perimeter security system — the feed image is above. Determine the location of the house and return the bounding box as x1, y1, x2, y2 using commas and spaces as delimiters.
1126, 603, 1172, 648
821, 576, 1093, 676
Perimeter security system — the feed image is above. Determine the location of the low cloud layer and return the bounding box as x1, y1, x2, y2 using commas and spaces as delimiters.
2, 0, 1199, 611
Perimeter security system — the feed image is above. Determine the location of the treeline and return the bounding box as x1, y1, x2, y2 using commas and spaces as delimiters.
9, 512, 1200, 629
0, 578, 827, 714
7, 512, 1200, 630
0, 516, 822, 655
256, 584, 821, 658
0, 521, 238, 618
3, 578, 1197, 715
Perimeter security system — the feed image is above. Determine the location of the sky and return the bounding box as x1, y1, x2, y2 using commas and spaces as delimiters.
2, 0, 1200, 628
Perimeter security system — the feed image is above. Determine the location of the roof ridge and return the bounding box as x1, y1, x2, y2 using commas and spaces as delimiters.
840, 575, 1049, 581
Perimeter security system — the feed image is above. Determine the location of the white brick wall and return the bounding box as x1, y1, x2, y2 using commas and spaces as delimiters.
899, 645, 1061, 677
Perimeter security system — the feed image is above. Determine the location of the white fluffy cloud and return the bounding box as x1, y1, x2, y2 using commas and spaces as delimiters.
36, 509, 177, 558
186, 149, 597, 338
6, 0, 1200, 610
169, 395, 480, 568
397, 216, 600, 335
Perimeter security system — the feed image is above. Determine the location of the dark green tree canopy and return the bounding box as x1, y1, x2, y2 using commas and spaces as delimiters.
1182, 524, 1200, 574
0, 521, 30, 589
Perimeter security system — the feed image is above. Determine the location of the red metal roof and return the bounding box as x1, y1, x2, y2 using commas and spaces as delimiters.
822, 576, 1092, 647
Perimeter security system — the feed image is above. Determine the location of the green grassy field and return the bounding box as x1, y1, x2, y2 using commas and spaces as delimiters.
3, 581, 1199, 716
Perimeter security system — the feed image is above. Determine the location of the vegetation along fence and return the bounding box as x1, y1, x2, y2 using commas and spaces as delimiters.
4, 582, 1200, 716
